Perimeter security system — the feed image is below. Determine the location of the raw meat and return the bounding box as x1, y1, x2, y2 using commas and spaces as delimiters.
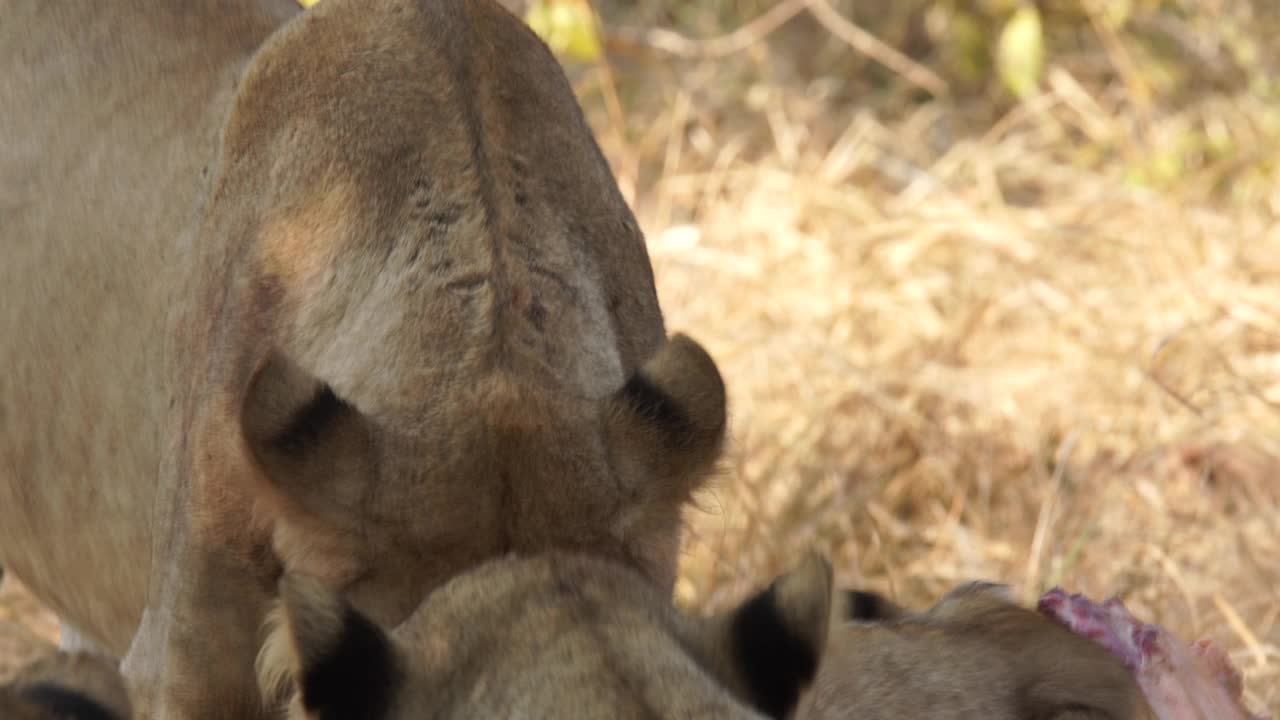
1038, 588, 1269, 720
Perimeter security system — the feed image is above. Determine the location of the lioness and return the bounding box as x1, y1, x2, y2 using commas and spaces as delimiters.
258, 550, 834, 720
801, 582, 1155, 720
0, 1, 725, 717
2, 651, 132, 720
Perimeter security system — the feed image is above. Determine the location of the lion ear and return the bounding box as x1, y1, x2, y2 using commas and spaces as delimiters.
259, 573, 400, 720
240, 352, 369, 470
239, 351, 375, 538
603, 333, 727, 500
691, 552, 834, 720
839, 589, 907, 622
237, 352, 376, 583
922, 580, 1015, 623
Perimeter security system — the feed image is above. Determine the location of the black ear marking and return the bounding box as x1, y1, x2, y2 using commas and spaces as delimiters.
730, 584, 822, 720
19, 684, 121, 720
300, 607, 399, 720
273, 384, 350, 454
620, 373, 694, 439
844, 590, 897, 622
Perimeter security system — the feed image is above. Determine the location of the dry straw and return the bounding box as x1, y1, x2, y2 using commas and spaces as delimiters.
583, 1, 1280, 713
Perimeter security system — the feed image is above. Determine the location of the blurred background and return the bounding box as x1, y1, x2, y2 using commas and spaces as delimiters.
3, 0, 1278, 712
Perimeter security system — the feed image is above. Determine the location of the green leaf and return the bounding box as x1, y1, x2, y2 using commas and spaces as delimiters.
996, 4, 1044, 100
525, 0, 603, 63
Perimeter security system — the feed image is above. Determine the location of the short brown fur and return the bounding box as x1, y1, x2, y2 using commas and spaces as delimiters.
260, 551, 833, 720
800, 582, 1157, 720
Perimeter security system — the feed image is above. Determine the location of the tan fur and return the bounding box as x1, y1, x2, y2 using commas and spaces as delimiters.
258, 563, 1160, 720
799, 582, 1157, 720
260, 551, 833, 720
772, 554, 835, 650
0, 1, 726, 718
256, 602, 298, 711
258, 181, 359, 292
1, 651, 133, 720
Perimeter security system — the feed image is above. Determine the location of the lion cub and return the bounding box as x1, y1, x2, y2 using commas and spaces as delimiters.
258, 550, 835, 719
801, 582, 1156, 720
256, 558, 1159, 720
1, 651, 131, 720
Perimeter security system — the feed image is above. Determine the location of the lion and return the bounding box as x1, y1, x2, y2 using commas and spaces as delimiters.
1, 651, 132, 720
0, 565, 1154, 720
800, 582, 1156, 720
258, 552, 1155, 720
257, 549, 834, 720
0, 1, 725, 717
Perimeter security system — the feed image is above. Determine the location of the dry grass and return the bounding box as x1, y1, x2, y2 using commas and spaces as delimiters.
574, 3, 1280, 714
3, 0, 1278, 715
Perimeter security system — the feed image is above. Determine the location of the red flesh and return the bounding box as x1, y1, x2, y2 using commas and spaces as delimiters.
1038, 588, 1268, 720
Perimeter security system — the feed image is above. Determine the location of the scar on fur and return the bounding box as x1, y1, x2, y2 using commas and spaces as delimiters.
260, 181, 359, 290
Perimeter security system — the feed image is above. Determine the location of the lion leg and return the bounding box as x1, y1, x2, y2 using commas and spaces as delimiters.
120, 538, 274, 720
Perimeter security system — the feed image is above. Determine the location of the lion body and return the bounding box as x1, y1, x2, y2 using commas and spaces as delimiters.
0, 2, 726, 717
